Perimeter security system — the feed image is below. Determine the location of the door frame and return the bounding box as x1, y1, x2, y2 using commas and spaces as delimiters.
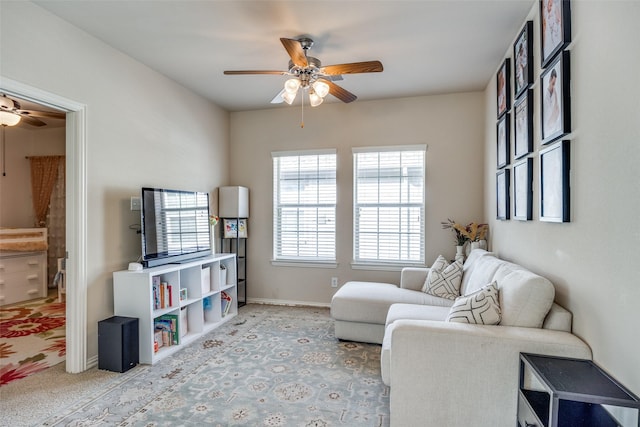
1, 77, 88, 373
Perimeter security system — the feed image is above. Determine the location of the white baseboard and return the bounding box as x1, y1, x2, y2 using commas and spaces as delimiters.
86, 354, 98, 369
246, 297, 330, 308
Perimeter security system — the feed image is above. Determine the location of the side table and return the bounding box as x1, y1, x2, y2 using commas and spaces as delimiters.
518, 353, 640, 426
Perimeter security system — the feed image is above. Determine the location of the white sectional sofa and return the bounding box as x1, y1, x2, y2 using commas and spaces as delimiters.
330, 249, 592, 427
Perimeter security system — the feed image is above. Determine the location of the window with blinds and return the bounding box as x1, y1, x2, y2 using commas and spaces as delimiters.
353, 145, 426, 265
272, 150, 336, 262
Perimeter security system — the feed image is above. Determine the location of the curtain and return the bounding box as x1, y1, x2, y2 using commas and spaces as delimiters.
29, 156, 62, 227
29, 155, 65, 286
46, 159, 66, 286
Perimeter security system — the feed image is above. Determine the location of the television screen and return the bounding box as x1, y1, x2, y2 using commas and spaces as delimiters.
141, 187, 211, 267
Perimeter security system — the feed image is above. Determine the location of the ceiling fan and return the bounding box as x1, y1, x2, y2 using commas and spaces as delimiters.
0, 94, 65, 127
224, 37, 383, 107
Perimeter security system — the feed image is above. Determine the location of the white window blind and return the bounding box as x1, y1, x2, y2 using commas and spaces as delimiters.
353, 145, 426, 265
273, 150, 336, 261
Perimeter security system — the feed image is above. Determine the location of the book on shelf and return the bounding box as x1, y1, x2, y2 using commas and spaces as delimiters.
221, 291, 232, 317
152, 280, 173, 310
154, 314, 179, 346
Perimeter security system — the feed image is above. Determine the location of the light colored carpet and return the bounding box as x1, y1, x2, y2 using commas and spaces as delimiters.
0, 304, 389, 426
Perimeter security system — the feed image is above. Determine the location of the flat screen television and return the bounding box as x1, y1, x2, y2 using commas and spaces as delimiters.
140, 187, 211, 268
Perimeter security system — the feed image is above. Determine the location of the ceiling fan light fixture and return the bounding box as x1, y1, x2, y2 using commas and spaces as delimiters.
0, 111, 21, 126
282, 90, 297, 105
284, 78, 301, 94
312, 80, 330, 98
309, 90, 323, 107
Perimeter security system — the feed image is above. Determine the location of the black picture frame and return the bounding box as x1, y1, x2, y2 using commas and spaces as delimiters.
497, 113, 510, 169
496, 168, 511, 220
514, 21, 534, 98
497, 58, 511, 118
540, 0, 571, 68
513, 158, 533, 221
539, 140, 570, 222
541, 51, 570, 145
514, 89, 533, 159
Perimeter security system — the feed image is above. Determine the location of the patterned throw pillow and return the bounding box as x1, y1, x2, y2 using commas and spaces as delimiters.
446, 281, 501, 325
421, 255, 463, 300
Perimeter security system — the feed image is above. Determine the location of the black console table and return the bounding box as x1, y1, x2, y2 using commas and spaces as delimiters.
518, 353, 640, 427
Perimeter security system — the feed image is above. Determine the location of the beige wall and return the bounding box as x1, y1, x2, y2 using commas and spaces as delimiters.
230, 93, 485, 305
484, 2, 640, 394
0, 126, 65, 227
1, 2, 230, 359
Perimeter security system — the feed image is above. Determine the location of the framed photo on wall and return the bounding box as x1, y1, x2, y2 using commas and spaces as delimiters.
514, 21, 533, 98
496, 168, 511, 220
541, 51, 570, 145
539, 140, 570, 222
497, 113, 510, 168
540, 0, 571, 67
513, 158, 533, 221
497, 58, 511, 118
514, 90, 533, 159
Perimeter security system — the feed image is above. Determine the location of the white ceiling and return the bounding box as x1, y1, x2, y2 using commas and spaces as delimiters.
35, 0, 535, 112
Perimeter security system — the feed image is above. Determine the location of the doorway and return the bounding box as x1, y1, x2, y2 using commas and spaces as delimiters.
1, 77, 88, 373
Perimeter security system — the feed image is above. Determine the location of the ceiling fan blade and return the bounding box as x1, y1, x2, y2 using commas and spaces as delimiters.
19, 110, 65, 120
280, 38, 308, 68
322, 61, 383, 75
18, 114, 46, 127
270, 89, 285, 104
321, 79, 357, 103
224, 70, 287, 75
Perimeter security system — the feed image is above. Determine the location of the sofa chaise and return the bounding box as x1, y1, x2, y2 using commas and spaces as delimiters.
330, 249, 592, 426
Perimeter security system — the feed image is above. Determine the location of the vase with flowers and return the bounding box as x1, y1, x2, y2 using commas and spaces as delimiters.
441, 219, 489, 261
209, 215, 219, 254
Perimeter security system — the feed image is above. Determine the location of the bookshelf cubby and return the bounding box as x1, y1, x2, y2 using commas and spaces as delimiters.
113, 254, 237, 364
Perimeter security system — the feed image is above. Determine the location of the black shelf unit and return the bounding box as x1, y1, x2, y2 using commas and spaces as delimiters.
518, 353, 640, 427
220, 218, 246, 307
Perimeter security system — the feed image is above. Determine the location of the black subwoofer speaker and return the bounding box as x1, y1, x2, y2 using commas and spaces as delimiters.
98, 316, 139, 373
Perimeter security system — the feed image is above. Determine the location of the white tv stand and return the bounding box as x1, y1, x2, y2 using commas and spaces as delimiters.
112, 254, 237, 364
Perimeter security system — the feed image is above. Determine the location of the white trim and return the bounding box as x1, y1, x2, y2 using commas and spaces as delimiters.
352, 144, 428, 153
270, 260, 338, 269
272, 148, 337, 158
247, 298, 331, 308
350, 262, 426, 272
0, 77, 88, 373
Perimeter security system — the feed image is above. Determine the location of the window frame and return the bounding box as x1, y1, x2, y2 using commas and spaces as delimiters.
352, 145, 427, 269
271, 149, 338, 268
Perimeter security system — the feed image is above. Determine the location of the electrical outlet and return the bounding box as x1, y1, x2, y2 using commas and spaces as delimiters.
130, 196, 141, 211
331, 277, 338, 288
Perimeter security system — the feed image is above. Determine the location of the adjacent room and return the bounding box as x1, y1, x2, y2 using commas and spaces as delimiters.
1, 0, 638, 426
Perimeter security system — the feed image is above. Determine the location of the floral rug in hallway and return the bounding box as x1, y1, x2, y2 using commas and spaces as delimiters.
0, 296, 66, 385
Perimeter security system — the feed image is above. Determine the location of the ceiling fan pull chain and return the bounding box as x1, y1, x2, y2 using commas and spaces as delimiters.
300, 92, 304, 128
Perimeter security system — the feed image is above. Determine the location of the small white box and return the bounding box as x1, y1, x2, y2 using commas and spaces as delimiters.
180, 307, 188, 338
220, 267, 227, 288
201, 267, 211, 294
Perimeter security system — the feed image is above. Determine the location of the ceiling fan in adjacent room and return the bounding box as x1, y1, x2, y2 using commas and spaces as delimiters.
0, 94, 65, 128
224, 37, 383, 108
0, 94, 66, 176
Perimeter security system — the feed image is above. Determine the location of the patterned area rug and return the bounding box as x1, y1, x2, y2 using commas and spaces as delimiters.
38, 304, 388, 427
0, 296, 66, 386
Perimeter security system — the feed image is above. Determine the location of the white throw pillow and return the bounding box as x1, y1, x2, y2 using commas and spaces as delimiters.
446, 281, 501, 325
422, 255, 463, 300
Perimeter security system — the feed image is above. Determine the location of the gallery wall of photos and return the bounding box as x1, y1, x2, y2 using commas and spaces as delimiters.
496, 0, 572, 223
